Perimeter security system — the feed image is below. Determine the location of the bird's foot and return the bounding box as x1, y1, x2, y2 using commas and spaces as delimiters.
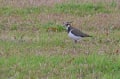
74, 40, 77, 43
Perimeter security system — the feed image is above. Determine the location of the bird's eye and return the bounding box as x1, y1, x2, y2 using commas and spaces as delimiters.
66, 24, 69, 26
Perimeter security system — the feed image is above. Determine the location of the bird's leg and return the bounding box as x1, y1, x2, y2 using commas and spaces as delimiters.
72, 40, 77, 53
74, 40, 77, 43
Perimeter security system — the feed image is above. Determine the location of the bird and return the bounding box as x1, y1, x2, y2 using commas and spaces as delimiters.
63, 22, 92, 43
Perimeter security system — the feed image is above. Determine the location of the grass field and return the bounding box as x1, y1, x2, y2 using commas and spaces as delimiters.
0, 0, 120, 79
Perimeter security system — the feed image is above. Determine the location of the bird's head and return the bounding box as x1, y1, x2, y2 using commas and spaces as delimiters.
63, 21, 72, 30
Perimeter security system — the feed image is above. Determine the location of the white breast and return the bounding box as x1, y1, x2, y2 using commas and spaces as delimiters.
68, 30, 82, 40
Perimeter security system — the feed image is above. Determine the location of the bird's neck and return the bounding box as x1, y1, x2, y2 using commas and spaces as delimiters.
67, 25, 72, 33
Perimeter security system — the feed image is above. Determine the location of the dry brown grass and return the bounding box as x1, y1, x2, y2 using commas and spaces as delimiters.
0, 0, 120, 8
0, 0, 67, 7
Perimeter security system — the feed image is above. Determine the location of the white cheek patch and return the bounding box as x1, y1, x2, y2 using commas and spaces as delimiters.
66, 25, 70, 30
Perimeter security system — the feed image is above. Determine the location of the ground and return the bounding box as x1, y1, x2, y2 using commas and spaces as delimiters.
0, 0, 120, 79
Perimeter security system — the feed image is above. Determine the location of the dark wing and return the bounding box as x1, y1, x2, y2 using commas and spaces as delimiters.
71, 28, 91, 37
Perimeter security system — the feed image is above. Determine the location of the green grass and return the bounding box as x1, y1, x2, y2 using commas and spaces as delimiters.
53, 3, 111, 16
42, 21, 65, 32
0, 54, 120, 79
0, 3, 115, 17
0, 6, 44, 16
0, 0, 120, 79
0, 29, 120, 78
